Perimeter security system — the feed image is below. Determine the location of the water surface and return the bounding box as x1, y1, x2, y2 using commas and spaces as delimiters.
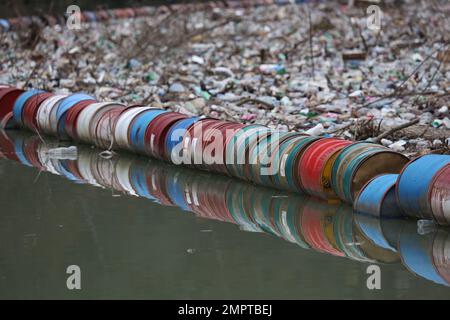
0, 130, 450, 299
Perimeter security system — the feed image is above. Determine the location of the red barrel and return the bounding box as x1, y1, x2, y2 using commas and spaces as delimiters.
144, 112, 188, 160
429, 164, 450, 225
299, 138, 352, 199
64, 99, 96, 140
22, 92, 53, 132
0, 88, 25, 128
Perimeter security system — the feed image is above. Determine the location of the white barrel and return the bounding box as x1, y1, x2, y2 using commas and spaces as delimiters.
36, 95, 67, 134
76, 102, 113, 144
91, 103, 125, 149
113, 106, 153, 150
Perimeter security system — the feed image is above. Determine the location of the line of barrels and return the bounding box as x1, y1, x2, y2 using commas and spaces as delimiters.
1, 129, 450, 287
0, 0, 297, 32
1, 86, 449, 224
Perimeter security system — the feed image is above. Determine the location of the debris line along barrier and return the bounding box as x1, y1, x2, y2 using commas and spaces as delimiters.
1, 86, 449, 225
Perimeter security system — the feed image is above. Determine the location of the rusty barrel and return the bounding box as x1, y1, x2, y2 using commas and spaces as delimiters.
397, 154, 450, 221
430, 164, 450, 225
0, 88, 25, 129
331, 142, 409, 203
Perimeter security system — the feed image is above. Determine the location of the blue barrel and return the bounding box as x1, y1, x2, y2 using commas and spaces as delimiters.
12, 89, 45, 126
399, 222, 447, 286
164, 117, 198, 160
128, 109, 167, 153
397, 155, 450, 220
56, 93, 95, 137
354, 174, 402, 218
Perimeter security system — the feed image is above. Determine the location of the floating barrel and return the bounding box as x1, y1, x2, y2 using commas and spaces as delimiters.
269, 135, 316, 191
430, 164, 450, 225
64, 100, 96, 140
36, 94, 67, 134
181, 118, 217, 167
299, 138, 352, 199
397, 155, 450, 221
0, 88, 24, 129
12, 89, 45, 126
331, 142, 409, 203
56, 93, 96, 138
144, 112, 188, 160
22, 92, 53, 132
113, 106, 153, 150
248, 131, 299, 186
164, 117, 198, 163
354, 174, 402, 218
128, 108, 167, 154
225, 124, 268, 178
92, 103, 126, 149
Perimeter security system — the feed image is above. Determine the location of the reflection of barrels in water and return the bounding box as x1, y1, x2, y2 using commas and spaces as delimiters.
432, 229, 450, 285
9, 129, 450, 287
226, 181, 262, 232
399, 221, 449, 286
270, 193, 310, 249
333, 205, 374, 262
301, 199, 345, 257
354, 213, 400, 253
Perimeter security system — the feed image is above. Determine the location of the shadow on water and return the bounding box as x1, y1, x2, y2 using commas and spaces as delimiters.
1, 129, 450, 299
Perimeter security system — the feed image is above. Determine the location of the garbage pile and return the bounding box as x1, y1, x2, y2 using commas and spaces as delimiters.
0, 1, 448, 157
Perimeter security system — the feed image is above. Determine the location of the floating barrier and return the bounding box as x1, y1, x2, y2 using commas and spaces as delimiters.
2, 86, 450, 225
7, 130, 450, 286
